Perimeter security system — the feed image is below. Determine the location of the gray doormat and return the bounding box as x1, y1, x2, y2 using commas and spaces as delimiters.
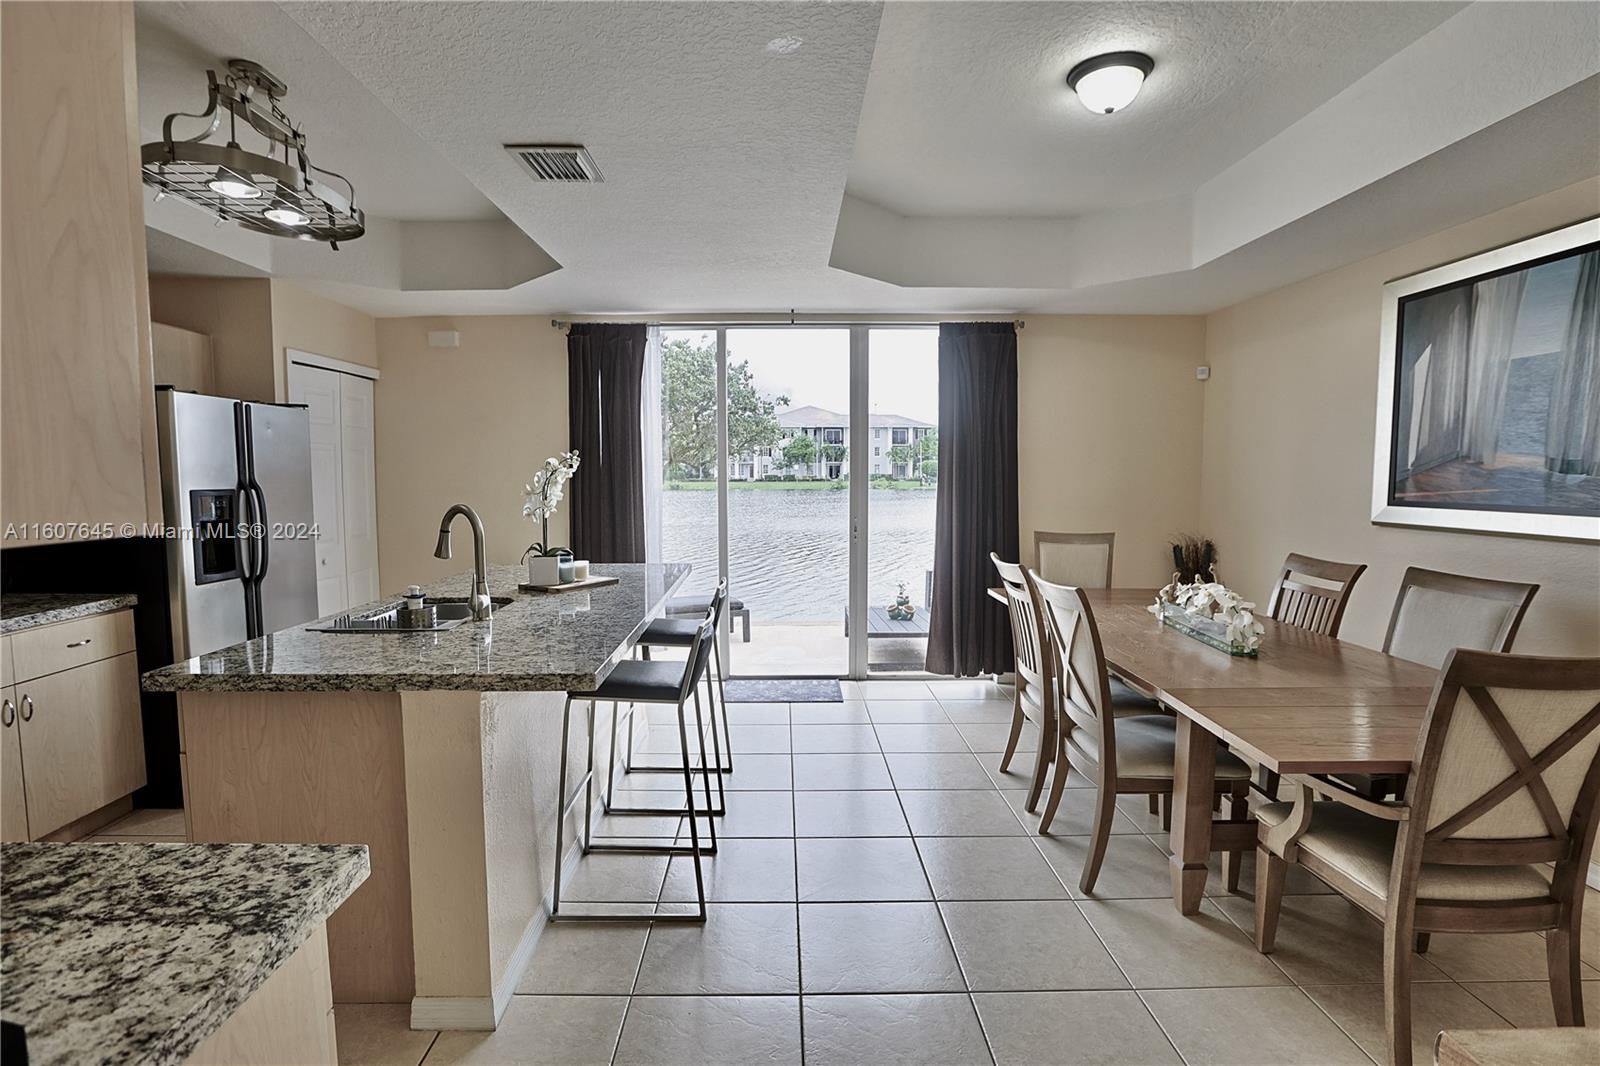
725, 678, 844, 703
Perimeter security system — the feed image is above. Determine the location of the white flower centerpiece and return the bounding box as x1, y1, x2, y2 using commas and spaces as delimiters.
1148, 572, 1264, 656
521, 450, 580, 586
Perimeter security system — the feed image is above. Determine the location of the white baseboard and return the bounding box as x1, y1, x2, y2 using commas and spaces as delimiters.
492, 913, 546, 1021
410, 996, 498, 1031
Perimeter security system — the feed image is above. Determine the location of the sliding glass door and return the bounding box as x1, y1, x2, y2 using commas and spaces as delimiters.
651, 324, 940, 679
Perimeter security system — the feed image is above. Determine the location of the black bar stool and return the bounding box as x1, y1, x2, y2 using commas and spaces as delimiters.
551, 617, 719, 922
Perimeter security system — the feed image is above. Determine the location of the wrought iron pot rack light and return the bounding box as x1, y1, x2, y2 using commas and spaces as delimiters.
141, 59, 364, 247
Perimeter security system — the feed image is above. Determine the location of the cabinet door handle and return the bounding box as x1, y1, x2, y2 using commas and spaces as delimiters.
1, 699, 13, 727
19, 695, 33, 722
66, 637, 93, 648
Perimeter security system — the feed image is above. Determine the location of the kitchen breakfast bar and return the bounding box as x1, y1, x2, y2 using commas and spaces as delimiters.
141, 563, 690, 1032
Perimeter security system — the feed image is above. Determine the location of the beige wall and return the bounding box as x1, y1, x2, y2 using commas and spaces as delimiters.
374, 316, 568, 591
1199, 177, 1600, 657
148, 276, 276, 402
1019, 315, 1209, 586
269, 280, 380, 399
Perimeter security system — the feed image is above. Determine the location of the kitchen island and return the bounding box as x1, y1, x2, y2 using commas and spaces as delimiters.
141, 563, 689, 1031
1, 841, 368, 1065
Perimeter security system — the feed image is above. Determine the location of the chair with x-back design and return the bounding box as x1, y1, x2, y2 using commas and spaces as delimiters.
1253, 650, 1600, 1066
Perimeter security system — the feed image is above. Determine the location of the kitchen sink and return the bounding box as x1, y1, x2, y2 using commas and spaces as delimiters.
306, 596, 512, 633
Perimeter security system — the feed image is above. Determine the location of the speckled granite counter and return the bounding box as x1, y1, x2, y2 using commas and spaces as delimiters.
1, 592, 138, 635
0, 841, 368, 1066
141, 562, 689, 693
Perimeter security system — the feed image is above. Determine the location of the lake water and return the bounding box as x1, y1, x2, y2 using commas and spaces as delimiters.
661, 487, 937, 622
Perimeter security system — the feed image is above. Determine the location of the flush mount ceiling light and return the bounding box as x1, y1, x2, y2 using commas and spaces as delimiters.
141, 59, 364, 247
1066, 51, 1155, 115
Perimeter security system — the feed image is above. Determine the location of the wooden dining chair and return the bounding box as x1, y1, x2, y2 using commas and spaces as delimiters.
992, 553, 1056, 812
1025, 570, 1253, 887
1265, 552, 1368, 637
1034, 531, 1115, 588
1253, 650, 1600, 1066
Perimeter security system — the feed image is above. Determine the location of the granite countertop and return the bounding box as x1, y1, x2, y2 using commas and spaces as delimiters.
0, 841, 369, 1066
0, 593, 139, 635
141, 562, 690, 694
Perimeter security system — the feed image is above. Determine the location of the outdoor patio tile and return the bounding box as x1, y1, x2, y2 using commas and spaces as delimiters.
1212, 893, 1450, 985
1077, 898, 1293, 988
1303, 982, 1513, 1065
885, 752, 996, 790
613, 996, 801, 1066
424, 995, 627, 1066
727, 723, 791, 753
633, 903, 799, 994
802, 994, 990, 1066
796, 837, 932, 901
853, 680, 936, 700
898, 789, 1026, 836
790, 701, 870, 724
938, 698, 1017, 724
872, 722, 969, 752
792, 753, 893, 790
954, 720, 1039, 753
974, 991, 1180, 1066
792, 790, 910, 836
1001, 788, 1139, 836
915, 836, 1070, 900
661, 838, 797, 902
517, 921, 650, 995
1142, 987, 1370, 1066
941, 900, 1127, 991
790, 723, 881, 753
1459, 980, 1600, 1027
864, 699, 951, 724
799, 902, 965, 993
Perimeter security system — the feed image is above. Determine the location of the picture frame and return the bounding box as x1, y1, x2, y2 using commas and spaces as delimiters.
1371, 218, 1600, 541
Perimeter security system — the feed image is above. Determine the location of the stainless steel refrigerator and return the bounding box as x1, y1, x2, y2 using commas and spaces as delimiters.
156, 388, 319, 658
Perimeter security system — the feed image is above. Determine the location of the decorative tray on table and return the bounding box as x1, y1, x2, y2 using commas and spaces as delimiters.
1150, 574, 1264, 657
1158, 602, 1258, 657
518, 575, 620, 594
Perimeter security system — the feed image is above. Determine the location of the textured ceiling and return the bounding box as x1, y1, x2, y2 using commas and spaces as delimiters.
849, 1, 1463, 216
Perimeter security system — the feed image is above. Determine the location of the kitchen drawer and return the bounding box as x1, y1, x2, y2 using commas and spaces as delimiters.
11, 609, 135, 682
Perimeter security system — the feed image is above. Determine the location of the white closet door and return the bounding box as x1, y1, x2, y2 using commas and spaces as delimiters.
339, 375, 380, 607
288, 364, 348, 616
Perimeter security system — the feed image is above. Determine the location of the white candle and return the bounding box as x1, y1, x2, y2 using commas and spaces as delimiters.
573, 560, 590, 581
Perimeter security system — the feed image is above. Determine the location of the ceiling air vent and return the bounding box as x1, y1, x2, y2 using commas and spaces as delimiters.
505, 144, 603, 183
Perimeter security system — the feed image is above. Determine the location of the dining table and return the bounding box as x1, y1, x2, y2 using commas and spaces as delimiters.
989, 586, 1440, 915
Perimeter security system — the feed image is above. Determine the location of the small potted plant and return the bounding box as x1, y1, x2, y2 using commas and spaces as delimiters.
521, 450, 580, 585
886, 581, 915, 621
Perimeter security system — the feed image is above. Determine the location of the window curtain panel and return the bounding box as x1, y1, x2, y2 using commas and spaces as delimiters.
926, 321, 1018, 677
1547, 249, 1600, 477
567, 323, 648, 562
640, 326, 665, 562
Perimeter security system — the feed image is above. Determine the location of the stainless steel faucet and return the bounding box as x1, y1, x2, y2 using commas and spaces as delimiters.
433, 503, 492, 621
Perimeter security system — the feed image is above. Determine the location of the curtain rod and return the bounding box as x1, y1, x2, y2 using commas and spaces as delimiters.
549, 317, 1025, 330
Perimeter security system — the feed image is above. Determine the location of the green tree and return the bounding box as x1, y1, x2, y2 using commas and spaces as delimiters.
915, 430, 939, 483
887, 444, 915, 476
820, 443, 848, 470
782, 433, 817, 474
662, 337, 787, 478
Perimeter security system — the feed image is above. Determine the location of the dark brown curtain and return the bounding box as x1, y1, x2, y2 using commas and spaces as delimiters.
567, 323, 647, 562
926, 322, 1018, 676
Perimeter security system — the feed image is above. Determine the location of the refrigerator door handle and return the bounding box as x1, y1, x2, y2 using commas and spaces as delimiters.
250, 481, 270, 581
234, 402, 262, 639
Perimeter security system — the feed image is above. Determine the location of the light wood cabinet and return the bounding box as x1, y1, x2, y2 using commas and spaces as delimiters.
187, 923, 337, 1066
0, 1, 160, 544
4, 610, 146, 839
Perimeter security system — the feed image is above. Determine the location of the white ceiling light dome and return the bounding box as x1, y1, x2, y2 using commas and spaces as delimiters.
1066, 51, 1155, 114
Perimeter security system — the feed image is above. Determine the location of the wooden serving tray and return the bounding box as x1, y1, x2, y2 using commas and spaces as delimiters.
518, 574, 620, 594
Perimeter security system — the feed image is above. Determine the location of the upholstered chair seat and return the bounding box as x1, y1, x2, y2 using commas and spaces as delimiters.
1072, 714, 1254, 781
1108, 676, 1162, 718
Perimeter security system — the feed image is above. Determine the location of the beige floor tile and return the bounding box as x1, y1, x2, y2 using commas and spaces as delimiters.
1114, 793, 1171, 835
975, 990, 1181, 1066
954, 720, 1040, 754
517, 922, 649, 995
1460, 980, 1600, 1027
796, 837, 932, 901
724, 702, 789, 725
1212, 893, 1450, 985
423, 996, 626, 1066
791, 701, 871, 724
899, 789, 1026, 836
560, 853, 668, 904
335, 1003, 437, 1066
937, 699, 1017, 724
720, 752, 793, 790
886, 752, 996, 790
1005, 788, 1140, 836
660, 838, 796, 902
873, 722, 970, 752
792, 791, 909, 837
1425, 931, 1600, 983
726, 723, 791, 753
853, 680, 936, 701
714, 790, 794, 837
799, 902, 965, 993
1304, 981, 1511, 1065
633, 903, 798, 994
1582, 886, 1600, 972
981, 753, 1071, 792
791, 723, 882, 753
865, 699, 951, 724
915, 836, 1070, 900
103, 808, 187, 836
1143, 986, 1370, 1065
613, 995, 801, 1066
1035, 832, 1178, 899
1077, 898, 1293, 989
792, 753, 893, 790
941, 900, 1127, 991
802, 994, 990, 1066
928, 679, 1012, 701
